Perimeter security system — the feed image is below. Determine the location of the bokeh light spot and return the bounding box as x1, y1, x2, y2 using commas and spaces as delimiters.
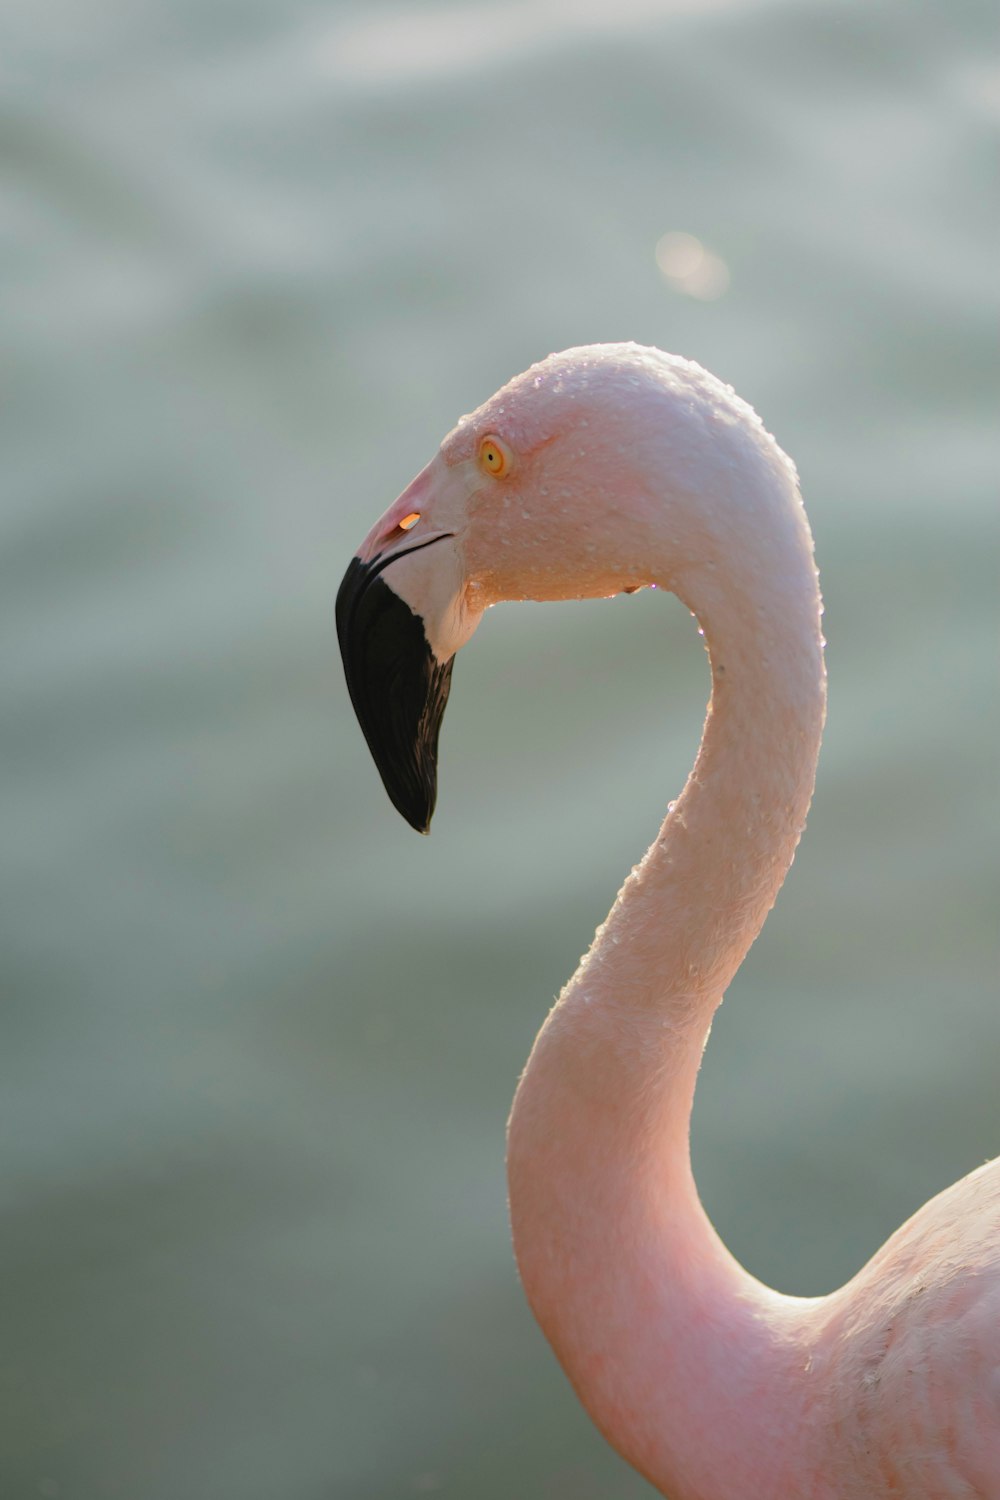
655, 230, 731, 300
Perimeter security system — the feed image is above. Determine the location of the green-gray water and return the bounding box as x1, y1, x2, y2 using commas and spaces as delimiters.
2, 2, 997, 1495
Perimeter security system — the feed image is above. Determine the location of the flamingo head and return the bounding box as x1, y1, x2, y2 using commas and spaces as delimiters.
336, 342, 788, 831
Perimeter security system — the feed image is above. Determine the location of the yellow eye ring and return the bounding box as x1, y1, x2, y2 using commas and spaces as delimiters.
479, 435, 513, 479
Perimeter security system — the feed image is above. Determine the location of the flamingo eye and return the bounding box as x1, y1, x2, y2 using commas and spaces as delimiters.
398, 512, 421, 531
479, 435, 513, 479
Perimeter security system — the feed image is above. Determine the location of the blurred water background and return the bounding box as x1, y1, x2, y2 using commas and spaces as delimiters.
2, 1, 997, 1495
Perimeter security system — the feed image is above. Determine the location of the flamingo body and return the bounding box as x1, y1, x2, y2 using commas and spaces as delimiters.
337, 344, 1000, 1498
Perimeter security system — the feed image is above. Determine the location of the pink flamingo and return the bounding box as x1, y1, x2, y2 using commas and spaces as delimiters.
337, 344, 1000, 1499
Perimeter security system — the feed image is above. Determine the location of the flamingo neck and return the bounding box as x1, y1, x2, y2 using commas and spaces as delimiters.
506, 516, 827, 1499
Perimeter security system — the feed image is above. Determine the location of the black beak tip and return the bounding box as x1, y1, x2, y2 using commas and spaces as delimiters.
337, 556, 454, 832
391, 783, 434, 836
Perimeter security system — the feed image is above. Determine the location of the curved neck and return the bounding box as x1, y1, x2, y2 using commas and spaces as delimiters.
506, 521, 827, 1498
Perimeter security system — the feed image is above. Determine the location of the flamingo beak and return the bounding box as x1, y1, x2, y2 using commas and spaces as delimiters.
336, 541, 455, 834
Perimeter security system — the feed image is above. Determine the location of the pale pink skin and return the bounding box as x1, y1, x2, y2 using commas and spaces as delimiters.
354, 344, 1000, 1498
